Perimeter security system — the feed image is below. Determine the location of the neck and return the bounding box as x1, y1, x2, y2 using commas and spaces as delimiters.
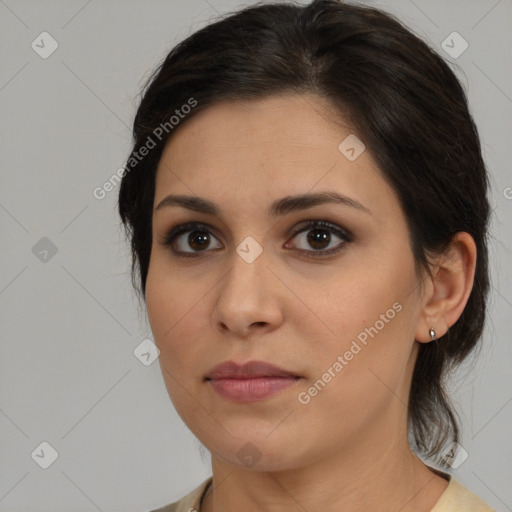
200, 429, 448, 512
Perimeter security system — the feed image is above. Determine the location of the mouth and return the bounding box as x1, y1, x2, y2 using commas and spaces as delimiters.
206, 376, 302, 402
205, 360, 302, 402
205, 359, 300, 380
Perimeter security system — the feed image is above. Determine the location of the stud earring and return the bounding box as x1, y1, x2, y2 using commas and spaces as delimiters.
429, 327, 436, 341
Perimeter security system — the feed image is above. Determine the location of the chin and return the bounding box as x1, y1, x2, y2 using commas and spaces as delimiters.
205, 433, 310, 472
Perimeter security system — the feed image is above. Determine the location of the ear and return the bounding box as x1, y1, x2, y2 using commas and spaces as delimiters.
415, 232, 477, 343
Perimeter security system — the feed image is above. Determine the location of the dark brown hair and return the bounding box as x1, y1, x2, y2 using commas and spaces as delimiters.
118, 0, 490, 467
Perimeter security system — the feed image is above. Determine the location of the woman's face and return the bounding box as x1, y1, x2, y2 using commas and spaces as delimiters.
146, 94, 427, 471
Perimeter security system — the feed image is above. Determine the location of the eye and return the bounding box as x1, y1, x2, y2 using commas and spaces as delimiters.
160, 222, 222, 257
160, 220, 352, 258
285, 220, 352, 257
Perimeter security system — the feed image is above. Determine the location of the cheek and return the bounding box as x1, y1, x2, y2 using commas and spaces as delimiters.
146, 260, 193, 357
313, 265, 406, 341
305, 258, 418, 391
145, 270, 205, 416
296, 307, 415, 440
145, 256, 217, 379
325, 300, 417, 407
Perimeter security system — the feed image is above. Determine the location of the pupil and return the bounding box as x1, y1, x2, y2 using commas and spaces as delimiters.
308, 229, 330, 250
189, 231, 209, 251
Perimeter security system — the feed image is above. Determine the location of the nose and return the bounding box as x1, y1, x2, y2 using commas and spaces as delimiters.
211, 246, 284, 339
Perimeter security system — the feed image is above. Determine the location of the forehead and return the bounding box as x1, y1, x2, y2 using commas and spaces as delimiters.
159, 94, 351, 167
154, 94, 398, 220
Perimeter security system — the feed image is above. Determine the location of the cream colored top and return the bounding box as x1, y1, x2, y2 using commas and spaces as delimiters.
148, 472, 496, 512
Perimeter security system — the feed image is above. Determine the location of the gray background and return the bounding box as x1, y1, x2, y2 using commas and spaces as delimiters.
0, 0, 511, 510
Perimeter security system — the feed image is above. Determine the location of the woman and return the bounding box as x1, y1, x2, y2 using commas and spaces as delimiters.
118, 1, 495, 510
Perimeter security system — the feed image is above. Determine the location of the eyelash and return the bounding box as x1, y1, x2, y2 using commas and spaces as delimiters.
160, 220, 353, 259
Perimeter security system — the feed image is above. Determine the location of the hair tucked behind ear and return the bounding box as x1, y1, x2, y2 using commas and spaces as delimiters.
118, 0, 490, 467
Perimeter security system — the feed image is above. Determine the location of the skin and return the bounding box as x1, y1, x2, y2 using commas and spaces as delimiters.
145, 93, 477, 512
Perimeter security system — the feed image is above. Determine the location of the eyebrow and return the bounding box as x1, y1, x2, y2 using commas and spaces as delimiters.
155, 191, 371, 217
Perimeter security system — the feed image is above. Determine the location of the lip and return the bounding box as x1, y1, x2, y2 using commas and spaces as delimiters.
205, 360, 299, 380
205, 360, 301, 403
